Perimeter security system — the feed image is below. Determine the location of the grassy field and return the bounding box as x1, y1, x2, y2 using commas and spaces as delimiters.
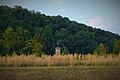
1, 54, 120, 67
0, 66, 120, 80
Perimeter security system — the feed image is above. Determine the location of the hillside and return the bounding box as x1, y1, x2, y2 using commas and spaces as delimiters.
0, 5, 120, 56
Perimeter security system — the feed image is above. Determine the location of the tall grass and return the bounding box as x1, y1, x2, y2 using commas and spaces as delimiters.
0, 54, 120, 67
82, 54, 120, 66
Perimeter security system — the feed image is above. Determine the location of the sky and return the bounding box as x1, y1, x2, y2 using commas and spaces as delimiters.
0, 0, 120, 34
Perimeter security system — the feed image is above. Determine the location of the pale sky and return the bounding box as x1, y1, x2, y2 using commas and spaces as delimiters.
0, 0, 120, 34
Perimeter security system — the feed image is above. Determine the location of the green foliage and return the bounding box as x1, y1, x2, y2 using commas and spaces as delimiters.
62, 46, 69, 55
12, 51, 17, 56
24, 34, 43, 56
34, 52, 40, 57
2, 27, 15, 55
0, 5, 120, 56
2, 27, 30, 55
113, 40, 120, 55
94, 43, 108, 56
32, 43, 43, 56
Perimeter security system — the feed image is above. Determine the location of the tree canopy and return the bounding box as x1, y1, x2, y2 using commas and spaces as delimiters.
0, 5, 120, 56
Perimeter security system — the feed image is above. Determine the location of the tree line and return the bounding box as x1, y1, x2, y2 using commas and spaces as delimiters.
0, 5, 120, 56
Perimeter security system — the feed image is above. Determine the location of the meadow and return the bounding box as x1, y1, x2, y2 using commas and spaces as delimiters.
0, 54, 120, 80
0, 54, 120, 67
0, 66, 120, 80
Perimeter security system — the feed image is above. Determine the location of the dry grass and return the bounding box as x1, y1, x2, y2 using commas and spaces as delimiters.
0, 66, 120, 80
0, 54, 120, 67
81, 54, 120, 66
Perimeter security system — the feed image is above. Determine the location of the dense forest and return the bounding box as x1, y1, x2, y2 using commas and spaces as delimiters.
0, 5, 120, 56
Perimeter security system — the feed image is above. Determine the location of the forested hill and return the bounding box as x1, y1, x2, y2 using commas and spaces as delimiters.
0, 5, 120, 56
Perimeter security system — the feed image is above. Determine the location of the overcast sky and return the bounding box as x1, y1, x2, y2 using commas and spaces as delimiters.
0, 0, 120, 34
